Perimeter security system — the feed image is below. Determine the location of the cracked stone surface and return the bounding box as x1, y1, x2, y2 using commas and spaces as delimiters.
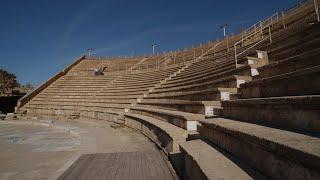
0, 119, 157, 180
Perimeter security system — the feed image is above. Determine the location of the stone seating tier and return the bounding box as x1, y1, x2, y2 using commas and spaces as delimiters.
179, 140, 267, 180
221, 95, 320, 133
200, 118, 320, 180
240, 65, 320, 98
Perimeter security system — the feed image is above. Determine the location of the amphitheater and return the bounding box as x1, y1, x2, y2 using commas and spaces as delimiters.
4, 0, 320, 179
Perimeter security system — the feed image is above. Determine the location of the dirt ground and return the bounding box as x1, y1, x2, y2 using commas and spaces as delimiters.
0, 119, 158, 180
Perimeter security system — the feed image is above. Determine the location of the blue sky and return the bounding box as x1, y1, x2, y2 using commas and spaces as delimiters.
0, 0, 300, 86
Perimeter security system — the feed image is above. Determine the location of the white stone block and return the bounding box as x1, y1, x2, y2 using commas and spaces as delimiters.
251, 68, 259, 76
248, 59, 254, 65
186, 121, 198, 131
237, 79, 246, 88
221, 92, 230, 101
205, 106, 214, 117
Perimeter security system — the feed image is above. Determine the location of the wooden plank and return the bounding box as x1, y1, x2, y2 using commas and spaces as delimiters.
58, 151, 175, 180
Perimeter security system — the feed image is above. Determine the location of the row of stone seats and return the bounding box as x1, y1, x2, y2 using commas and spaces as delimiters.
120, 5, 320, 179
118, 46, 225, 153
73, 58, 141, 70
124, 23, 298, 134
25, 63, 185, 119
132, 43, 214, 72
220, 22, 320, 133
130, 4, 320, 153
25, 74, 120, 116
24, 58, 126, 116
25, 59, 197, 155
156, 12, 319, 101
193, 21, 320, 180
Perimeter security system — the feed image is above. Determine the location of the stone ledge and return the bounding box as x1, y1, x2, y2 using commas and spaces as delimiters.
179, 140, 266, 180
200, 118, 320, 179
124, 112, 189, 153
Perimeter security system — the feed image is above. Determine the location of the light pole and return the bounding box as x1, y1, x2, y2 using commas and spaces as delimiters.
86, 48, 93, 57
152, 43, 157, 55
314, 0, 320, 22
220, 24, 228, 37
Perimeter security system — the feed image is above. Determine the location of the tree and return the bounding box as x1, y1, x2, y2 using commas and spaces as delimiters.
20, 83, 34, 93
0, 69, 20, 94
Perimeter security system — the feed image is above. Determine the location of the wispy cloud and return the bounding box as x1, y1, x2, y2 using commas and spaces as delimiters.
93, 20, 214, 54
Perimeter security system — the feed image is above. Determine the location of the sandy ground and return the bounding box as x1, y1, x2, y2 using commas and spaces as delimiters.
0, 119, 157, 180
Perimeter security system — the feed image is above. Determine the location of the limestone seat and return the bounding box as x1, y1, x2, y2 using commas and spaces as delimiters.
222, 95, 320, 133
129, 106, 204, 131
240, 65, 320, 98
124, 112, 189, 153
200, 118, 320, 179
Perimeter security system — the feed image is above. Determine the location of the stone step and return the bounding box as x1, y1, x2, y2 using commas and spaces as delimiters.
240, 65, 320, 98
25, 105, 124, 114
56, 79, 113, 82
98, 87, 149, 93
154, 75, 251, 94
181, 59, 217, 70
34, 94, 141, 100
146, 88, 238, 101
173, 60, 235, 80
161, 65, 255, 91
256, 47, 320, 79
124, 112, 189, 153
200, 118, 320, 180
113, 76, 164, 83
47, 87, 105, 90
40, 89, 146, 96
164, 64, 237, 87
97, 90, 147, 96
222, 95, 320, 133
26, 106, 122, 119
123, 71, 172, 77
29, 98, 134, 104
179, 140, 267, 180
60, 77, 116, 80
44, 89, 105, 93
103, 84, 155, 90
174, 57, 249, 79
137, 99, 221, 116
107, 81, 160, 87
129, 106, 204, 131
268, 24, 320, 62
55, 79, 113, 83
268, 35, 320, 66
47, 85, 107, 89
26, 103, 129, 110
113, 79, 162, 86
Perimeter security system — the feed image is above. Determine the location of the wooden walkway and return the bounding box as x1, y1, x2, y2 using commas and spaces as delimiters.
58, 151, 176, 180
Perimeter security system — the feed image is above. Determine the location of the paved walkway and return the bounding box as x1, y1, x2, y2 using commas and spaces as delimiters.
0, 119, 176, 180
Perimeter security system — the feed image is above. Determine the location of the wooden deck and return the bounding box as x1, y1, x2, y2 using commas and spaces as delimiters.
58, 151, 177, 180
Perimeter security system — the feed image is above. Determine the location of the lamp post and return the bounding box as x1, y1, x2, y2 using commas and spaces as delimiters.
220, 24, 228, 37
314, 0, 320, 22
86, 48, 93, 57
152, 43, 157, 55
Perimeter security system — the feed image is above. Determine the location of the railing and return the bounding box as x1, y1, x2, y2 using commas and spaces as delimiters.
88, 0, 319, 72
234, 25, 272, 67
233, 0, 319, 67
242, 12, 279, 37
